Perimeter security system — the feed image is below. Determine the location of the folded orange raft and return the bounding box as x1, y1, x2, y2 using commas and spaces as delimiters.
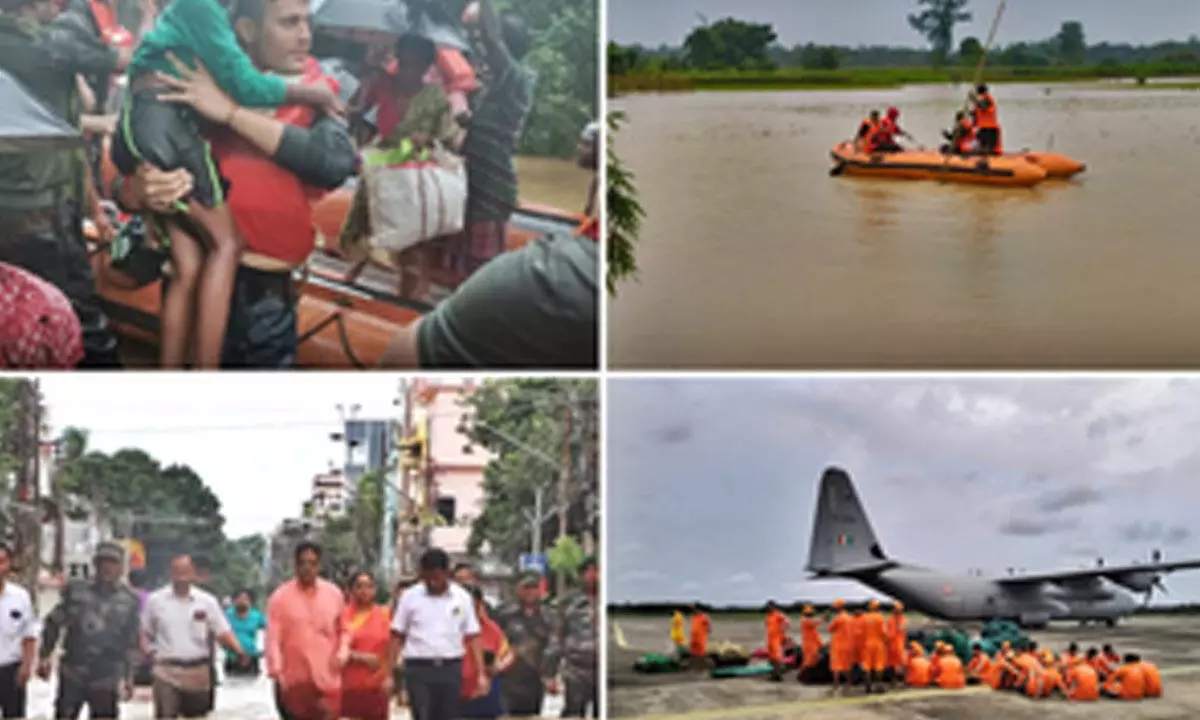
830, 142, 1046, 188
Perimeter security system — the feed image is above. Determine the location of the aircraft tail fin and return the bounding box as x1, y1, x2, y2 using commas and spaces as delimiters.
806, 467, 890, 576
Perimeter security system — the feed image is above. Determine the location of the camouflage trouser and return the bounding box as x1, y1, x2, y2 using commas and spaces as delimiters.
0, 204, 121, 368
54, 674, 120, 720
560, 669, 597, 718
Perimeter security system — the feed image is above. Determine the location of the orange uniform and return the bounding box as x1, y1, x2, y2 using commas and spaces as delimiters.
848, 614, 866, 667
1103, 663, 1146, 700
688, 613, 711, 657
827, 611, 854, 673
858, 611, 887, 672
1138, 662, 1162, 698
966, 652, 991, 682
973, 93, 999, 129
1029, 667, 1066, 698
906, 652, 932, 687
765, 610, 789, 664
1066, 662, 1099, 701
933, 652, 965, 689
799, 616, 823, 668
884, 613, 907, 669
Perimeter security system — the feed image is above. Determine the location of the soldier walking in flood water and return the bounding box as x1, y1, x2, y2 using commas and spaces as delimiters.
545, 557, 599, 718
37, 541, 142, 719
495, 572, 553, 716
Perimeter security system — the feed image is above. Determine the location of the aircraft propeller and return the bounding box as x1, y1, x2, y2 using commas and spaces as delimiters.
1144, 575, 1168, 605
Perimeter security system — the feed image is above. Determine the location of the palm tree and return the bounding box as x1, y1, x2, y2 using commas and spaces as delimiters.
606, 111, 644, 295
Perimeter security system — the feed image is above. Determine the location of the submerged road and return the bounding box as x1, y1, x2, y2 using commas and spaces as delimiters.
22, 669, 565, 718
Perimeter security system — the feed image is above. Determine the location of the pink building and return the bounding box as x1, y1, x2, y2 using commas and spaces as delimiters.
412, 379, 492, 560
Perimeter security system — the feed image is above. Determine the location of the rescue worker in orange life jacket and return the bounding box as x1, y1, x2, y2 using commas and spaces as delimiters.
941, 111, 976, 155
970, 83, 1003, 155
871, 106, 913, 153
856, 110, 882, 152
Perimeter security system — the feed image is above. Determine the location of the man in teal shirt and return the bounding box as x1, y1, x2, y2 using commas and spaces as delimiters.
223, 589, 266, 677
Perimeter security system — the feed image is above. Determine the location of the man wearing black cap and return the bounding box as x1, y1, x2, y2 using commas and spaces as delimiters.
495, 572, 552, 716
390, 547, 487, 720
546, 556, 599, 717
38, 540, 142, 719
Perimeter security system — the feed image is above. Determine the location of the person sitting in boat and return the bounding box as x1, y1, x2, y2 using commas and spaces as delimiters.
872, 107, 914, 153
969, 84, 1003, 155
854, 110, 881, 152
941, 111, 977, 155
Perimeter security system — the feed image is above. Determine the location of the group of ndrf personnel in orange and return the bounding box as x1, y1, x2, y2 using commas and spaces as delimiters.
685, 599, 1164, 701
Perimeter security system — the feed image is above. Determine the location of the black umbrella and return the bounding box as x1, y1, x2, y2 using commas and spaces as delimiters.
312, 0, 412, 43
313, 0, 468, 50
0, 70, 83, 152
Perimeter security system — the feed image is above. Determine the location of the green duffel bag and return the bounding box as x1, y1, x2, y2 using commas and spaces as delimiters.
634, 653, 682, 674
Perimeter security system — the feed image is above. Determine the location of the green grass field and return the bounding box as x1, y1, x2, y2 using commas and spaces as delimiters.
609, 64, 1200, 94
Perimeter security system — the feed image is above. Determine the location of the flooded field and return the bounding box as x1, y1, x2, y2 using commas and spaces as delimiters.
608, 83, 1200, 369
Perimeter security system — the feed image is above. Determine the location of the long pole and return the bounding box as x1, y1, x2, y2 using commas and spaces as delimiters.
963, 0, 1009, 113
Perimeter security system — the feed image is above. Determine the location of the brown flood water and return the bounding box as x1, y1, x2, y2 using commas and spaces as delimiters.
608, 83, 1200, 369
516, 155, 592, 211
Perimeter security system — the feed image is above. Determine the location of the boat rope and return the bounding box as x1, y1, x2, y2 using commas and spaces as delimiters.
296, 307, 371, 369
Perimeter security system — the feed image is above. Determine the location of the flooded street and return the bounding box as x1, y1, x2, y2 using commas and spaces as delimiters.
25, 671, 565, 718
516, 155, 591, 212
609, 83, 1200, 368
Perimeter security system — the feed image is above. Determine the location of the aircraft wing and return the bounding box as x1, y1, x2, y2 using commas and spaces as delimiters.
995, 559, 1200, 587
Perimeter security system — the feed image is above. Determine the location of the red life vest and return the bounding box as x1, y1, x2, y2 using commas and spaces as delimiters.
87, 0, 132, 47
956, 118, 976, 154
874, 117, 898, 145
210, 57, 341, 266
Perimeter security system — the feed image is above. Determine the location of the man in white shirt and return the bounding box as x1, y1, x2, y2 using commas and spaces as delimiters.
390, 548, 487, 720
0, 544, 37, 719
142, 555, 246, 718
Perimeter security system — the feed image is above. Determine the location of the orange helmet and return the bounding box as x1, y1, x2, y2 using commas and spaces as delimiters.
892, 601, 904, 612
868, 599, 880, 610
832, 599, 845, 609
802, 605, 814, 615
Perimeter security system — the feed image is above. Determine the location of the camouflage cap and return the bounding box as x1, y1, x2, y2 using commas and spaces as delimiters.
579, 555, 597, 572
517, 571, 541, 587
94, 541, 124, 563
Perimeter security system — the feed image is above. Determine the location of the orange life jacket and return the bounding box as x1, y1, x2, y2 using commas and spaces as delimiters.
956, 118, 975, 153
973, 93, 999, 129
436, 47, 479, 93
211, 57, 340, 266
87, 0, 132, 47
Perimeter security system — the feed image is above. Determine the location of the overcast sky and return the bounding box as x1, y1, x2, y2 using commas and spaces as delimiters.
32, 375, 419, 538
609, 0, 1200, 48
608, 377, 1200, 606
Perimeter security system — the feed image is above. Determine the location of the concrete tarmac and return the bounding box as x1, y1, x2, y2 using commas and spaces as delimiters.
608, 614, 1200, 719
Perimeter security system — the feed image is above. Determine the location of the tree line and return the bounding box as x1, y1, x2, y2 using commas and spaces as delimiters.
609, 14, 1200, 75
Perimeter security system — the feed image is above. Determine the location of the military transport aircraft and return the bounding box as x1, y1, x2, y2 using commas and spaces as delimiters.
805, 467, 1200, 628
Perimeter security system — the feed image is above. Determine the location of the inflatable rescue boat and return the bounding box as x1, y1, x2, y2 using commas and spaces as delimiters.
830, 142, 1046, 187
1010, 151, 1086, 179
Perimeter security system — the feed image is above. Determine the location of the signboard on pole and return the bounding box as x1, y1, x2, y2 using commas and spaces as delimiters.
519, 553, 547, 574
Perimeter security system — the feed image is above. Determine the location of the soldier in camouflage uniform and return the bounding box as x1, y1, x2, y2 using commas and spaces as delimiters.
37, 541, 142, 719
545, 557, 599, 718
495, 572, 552, 716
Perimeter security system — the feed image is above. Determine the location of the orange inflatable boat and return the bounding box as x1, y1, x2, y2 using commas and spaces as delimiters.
831, 142, 1046, 187
92, 140, 584, 368
1011, 151, 1086, 179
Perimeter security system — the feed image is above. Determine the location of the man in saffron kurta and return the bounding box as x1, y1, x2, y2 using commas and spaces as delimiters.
266, 541, 346, 720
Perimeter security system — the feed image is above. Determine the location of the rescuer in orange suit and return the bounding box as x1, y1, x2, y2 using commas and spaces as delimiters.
905, 642, 931, 688
799, 605, 823, 673
849, 606, 866, 676
688, 604, 712, 668
764, 601, 790, 681
1102, 654, 1146, 700
883, 602, 907, 688
826, 600, 853, 695
1137, 656, 1162, 698
858, 600, 887, 694
966, 644, 992, 686
855, 110, 881, 152
1066, 655, 1100, 701
932, 644, 966, 689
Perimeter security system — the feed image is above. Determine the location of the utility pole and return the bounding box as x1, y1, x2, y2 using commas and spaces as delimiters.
555, 386, 574, 596
10, 381, 43, 608
378, 382, 403, 584
398, 379, 414, 577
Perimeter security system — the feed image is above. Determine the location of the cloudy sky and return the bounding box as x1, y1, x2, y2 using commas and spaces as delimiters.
608, 377, 1200, 606
609, 0, 1200, 48
29, 374, 418, 538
